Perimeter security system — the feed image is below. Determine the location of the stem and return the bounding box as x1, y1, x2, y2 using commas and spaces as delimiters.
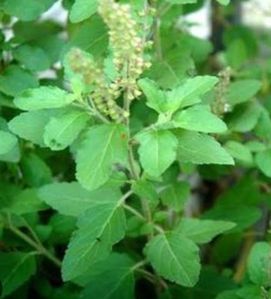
22, 218, 43, 247
128, 145, 139, 179
87, 97, 110, 124
123, 204, 164, 234
136, 269, 156, 284
123, 204, 145, 221
233, 231, 254, 283
119, 190, 134, 205
132, 259, 148, 271
8, 223, 62, 268
158, 2, 172, 16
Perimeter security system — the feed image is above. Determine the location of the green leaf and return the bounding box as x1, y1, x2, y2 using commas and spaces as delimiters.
226, 39, 248, 69
176, 131, 234, 165
0, 65, 38, 97
0, 142, 20, 163
0, 130, 18, 155
138, 78, 167, 114
216, 290, 240, 299
254, 108, 271, 141
49, 214, 76, 245
64, 16, 108, 58
70, 0, 98, 23
247, 242, 271, 286
245, 140, 266, 153
62, 200, 126, 281
13, 44, 51, 71
160, 182, 190, 212
2, 0, 55, 21
203, 179, 262, 231
14, 86, 75, 111
9, 110, 56, 146
44, 108, 89, 150
132, 180, 159, 209
38, 182, 121, 217
173, 105, 227, 133
136, 130, 178, 177
237, 285, 264, 299
9, 189, 45, 215
224, 141, 253, 164
144, 232, 200, 287
165, 0, 197, 3
175, 218, 236, 244
80, 253, 135, 299
76, 124, 128, 191
139, 76, 218, 115
226, 80, 261, 106
0, 252, 36, 297
227, 102, 262, 133
167, 76, 218, 111
145, 48, 193, 89
216, 0, 230, 5
21, 153, 52, 187
255, 149, 271, 178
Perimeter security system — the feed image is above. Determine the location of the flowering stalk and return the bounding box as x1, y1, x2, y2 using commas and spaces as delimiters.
66, 1, 152, 123
99, 0, 152, 101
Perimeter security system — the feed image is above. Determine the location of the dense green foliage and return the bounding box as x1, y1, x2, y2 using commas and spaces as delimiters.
0, 0, 271, 298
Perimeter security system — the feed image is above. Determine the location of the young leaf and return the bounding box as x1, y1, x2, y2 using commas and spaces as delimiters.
80, 253, 135, 299
173, 105, 227, 133
14, 86, 75, 111
139, 76, 218, 115
247, 242, 271, 286
136, 129, 178, 177
167, 76, 218, 111
76, 124, 128, 191
70, 0, 98, 23
175, 218, 236, 244
62, 200, 126, 281
0, 252, 36, 297
44, 108, 89, 150
0, 130, 18, 155
144, 232, 200, 287
138, 78, 167, 113
176, 131, 234, 165
38, 182, 121, 217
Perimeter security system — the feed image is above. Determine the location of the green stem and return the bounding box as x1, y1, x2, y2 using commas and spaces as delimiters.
87, 97, 110, 124
123, 204, 164, 234
123, 204, 145, 221
132, 259, 148, 271
128, 145, 139, 179
119, 190, 134, 205
22, 218, 43, 247
8, 224, 62, 268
